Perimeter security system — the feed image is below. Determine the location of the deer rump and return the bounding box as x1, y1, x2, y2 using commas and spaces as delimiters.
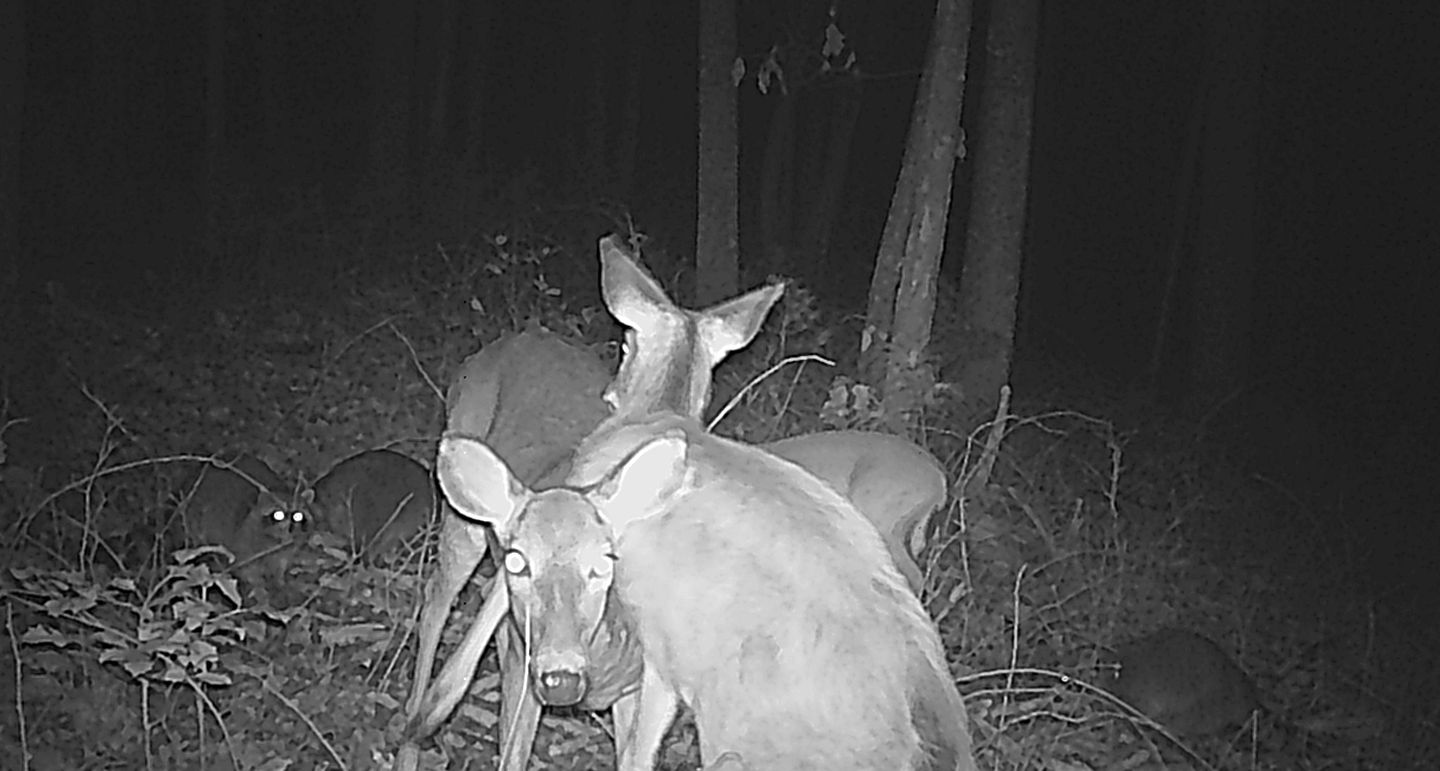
440, 416, 974, 771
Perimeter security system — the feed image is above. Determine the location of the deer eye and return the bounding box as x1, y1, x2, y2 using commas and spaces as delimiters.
577, 544, 616, 580
504, 550, 530, 577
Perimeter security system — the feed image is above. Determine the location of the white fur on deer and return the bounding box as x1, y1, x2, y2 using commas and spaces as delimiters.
438, 412, 978, 771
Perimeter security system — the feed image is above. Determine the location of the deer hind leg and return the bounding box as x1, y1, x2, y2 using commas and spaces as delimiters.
406, 511, 490, 719
496, 621, 545, 771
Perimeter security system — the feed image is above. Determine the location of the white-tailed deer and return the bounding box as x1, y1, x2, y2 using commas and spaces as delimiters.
764, 430, 945, 590
402, 236, 783, 769
595, 237, 946, 589
407, 236, 954, 768
401, 325, 613, 754
437, 414, 977, 770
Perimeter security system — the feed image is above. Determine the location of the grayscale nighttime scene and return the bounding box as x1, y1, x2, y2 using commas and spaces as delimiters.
0, 0, 1435, 768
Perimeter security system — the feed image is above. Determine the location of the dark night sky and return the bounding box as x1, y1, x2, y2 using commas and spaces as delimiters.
12, 0, 1440, 593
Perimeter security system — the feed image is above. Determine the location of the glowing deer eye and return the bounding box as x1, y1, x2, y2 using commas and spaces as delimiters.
578, 546, 616, 580
268, 509, 287, 524
504, 550, 529, 577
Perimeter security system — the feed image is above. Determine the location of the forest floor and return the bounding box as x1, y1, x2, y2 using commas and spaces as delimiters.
1, 215, 1430, 771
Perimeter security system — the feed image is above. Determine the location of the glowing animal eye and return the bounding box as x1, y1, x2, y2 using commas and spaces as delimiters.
579, 548, 616, 580
504, 550, 529, 577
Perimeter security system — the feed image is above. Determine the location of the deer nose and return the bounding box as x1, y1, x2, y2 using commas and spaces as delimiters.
536, 668, 587, 706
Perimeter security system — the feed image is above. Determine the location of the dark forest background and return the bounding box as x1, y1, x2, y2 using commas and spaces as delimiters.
11, 0, 1437, 595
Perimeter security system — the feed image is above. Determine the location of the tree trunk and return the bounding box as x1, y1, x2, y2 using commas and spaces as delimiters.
428, 0, 460, 163
201, 0, 226, 288
572, 0, 611, 191
862, 0, 974, 429
1189, 0, 1261, 408
796, 76, 862, 284
255, 1, 285, 174
0, 0, 24, 299
954, 0, 1038, 417
695, 0, 739, 305
613, 0, 655, 201
459, 0, 498, 175
369, 0, 415, 183
758, 90, 797, 278
1147, 60, 1206, 392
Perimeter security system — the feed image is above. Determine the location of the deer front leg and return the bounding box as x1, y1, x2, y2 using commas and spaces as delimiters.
617, 664, 679, 771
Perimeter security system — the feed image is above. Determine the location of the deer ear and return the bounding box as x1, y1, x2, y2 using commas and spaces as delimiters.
696, 281, 785, 361
588, 430, 691, 531
600, 234, 676, 329
436, 434, 530, 534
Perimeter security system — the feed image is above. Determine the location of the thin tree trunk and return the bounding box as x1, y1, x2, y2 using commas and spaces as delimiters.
695, 0, 739, 304
1148, 64, 1206, 391
429, 0, 460, 162
574, 0, 610, 191
0, 0, 24, 298
369, 0, 415, 183
459, 0, 497, 175
954, 0, 1038, 416
203, 0, 226, 272
255, 1, 285, 173
862, 0, 973, 429
613, 0, 655, 201
758, 90, 796, 278
1190, 0, 1262, 408
796, 76, 862, 282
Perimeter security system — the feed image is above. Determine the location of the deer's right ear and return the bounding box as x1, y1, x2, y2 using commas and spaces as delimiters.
599, 234, 675, 329
437, 434, 530, 532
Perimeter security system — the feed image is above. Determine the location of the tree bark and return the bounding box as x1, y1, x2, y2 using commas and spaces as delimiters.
695, 0, 740, 304
954, 0, 1038, 416
862, 0, 973, 428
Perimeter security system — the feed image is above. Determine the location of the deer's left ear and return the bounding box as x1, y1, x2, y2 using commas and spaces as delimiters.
696, 280, 785, 362
587, 429, 691, 531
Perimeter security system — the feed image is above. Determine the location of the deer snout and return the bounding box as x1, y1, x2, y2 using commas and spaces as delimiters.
535, 667, 588, 706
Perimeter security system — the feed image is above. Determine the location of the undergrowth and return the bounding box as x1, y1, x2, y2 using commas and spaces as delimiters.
0, 192, 1430, 770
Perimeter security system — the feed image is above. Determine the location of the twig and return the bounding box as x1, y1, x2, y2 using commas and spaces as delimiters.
8, 602, 29, 771
707, 354, 834, 432
264, 676, 348, 771
389, 322, 445, 405
962, 384, 1010, 498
